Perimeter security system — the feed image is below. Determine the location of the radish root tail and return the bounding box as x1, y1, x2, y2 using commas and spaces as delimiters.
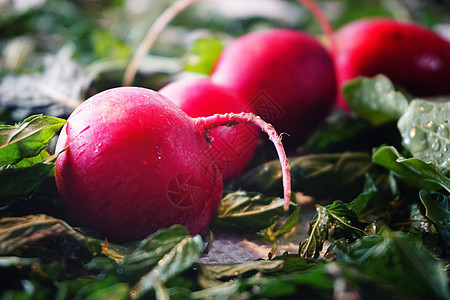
196, 112, 292, 212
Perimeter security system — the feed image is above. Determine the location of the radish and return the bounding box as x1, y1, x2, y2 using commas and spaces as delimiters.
335, 18, 450, 109
160, 77, 259, 181
210, 28, 337, 145
121, 0, 337, 147
54, 87, 291, 242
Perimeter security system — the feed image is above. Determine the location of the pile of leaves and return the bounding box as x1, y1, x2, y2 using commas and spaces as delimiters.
1, 1, 449, 299
1, 74, 449, 299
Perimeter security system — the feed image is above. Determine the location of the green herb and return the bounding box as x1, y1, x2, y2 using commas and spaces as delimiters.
229, 152, 374, 201
342, 74, 409, 126
0, 114, 66, 166
373, 145, 450, 192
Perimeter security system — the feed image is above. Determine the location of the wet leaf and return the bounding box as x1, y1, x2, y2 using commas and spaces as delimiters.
398, 99, 450, 170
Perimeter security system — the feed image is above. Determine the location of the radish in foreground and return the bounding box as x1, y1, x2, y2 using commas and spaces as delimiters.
211, 29, 337, 145
160, 77, 259, 181
335, 18, 450, 109
55, 87, 291, 242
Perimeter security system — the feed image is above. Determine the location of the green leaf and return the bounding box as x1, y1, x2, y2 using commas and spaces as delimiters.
88, 225, 203, 299
326, 201, 366, 239
419, 190, 450, 232
56, 275, 129, 300
130, 233, 203, 299
199, 260, 284, 288
0, 151, 58, 207
212, 191, 295, 233
192, 262, 334, 300
347, 172, 395, 222
338, 230, 450, 300
372, 146, 450, 192
0, 114, 66, 166
184, 38, 223, 75
300, 201, 367, 259
299, 206, 329, 259
0, 214, 102, 259
342, 75, 409, 126
398, 99, 450, 170
229, 152, 374, 201
242, 263, 334, 299
266, 204, 300, 241
302, 113, 402, 154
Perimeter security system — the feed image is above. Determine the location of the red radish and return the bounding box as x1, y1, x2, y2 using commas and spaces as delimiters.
210, 29, 337, 145
55, 87, 291, 242
335, 18, 450, 109
160, 77, 259, 181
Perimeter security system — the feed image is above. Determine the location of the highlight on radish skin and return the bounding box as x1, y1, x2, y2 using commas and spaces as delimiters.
55, 87, 291, 242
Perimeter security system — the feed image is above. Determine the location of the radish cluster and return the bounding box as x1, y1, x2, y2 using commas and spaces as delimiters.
158, 30, 336, 180
55, 87, 291, 242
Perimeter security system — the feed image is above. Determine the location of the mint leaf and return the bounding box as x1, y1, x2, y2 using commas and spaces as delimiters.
88, 225, 203, 299
212, 191, 296, 234
338, 230, 449, 300
419, 190, 450, 232
0, 151, 59, 207
199, 260, 284, 288
0, 114, 66, 166
300, 201, 368, 259
372, 146, 450, 192
230, 152, 374, 201
299, 205, 329, 259
398, 99, 450, 170
342, 75, 409, 126
0, 214, 102, 258
129, 231, 203, 299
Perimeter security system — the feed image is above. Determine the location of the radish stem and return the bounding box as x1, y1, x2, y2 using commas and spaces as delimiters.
296, 0, 337, 56
195, 112, 292, 211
